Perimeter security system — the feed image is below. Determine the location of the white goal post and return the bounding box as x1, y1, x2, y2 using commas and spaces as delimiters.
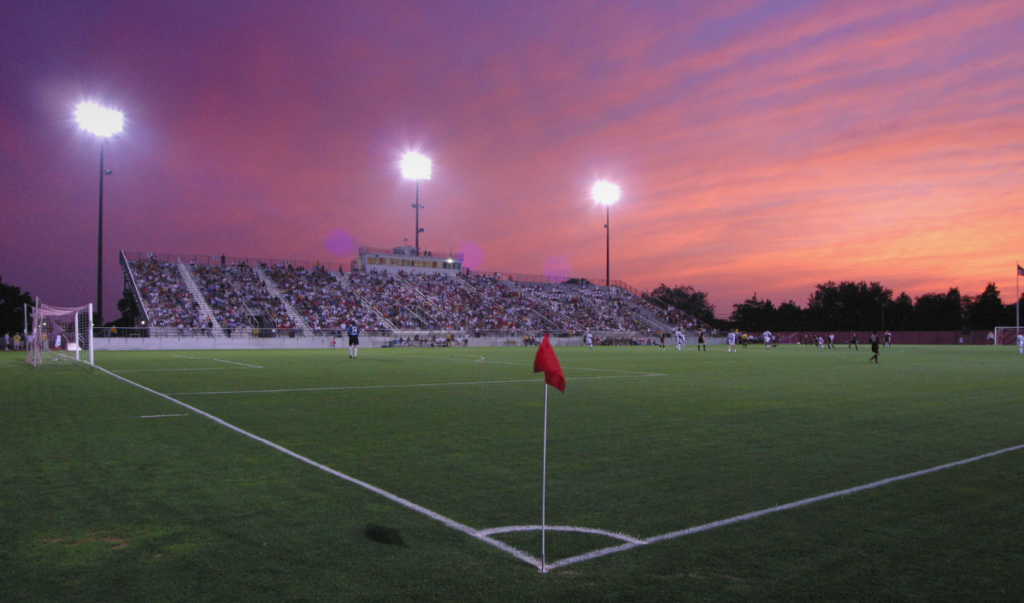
25, 299, 94, 367
993, 326, 1023, 346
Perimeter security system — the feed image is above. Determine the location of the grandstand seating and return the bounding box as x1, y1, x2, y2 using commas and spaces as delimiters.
128, 258, 203, 328
122, 256, 707, 335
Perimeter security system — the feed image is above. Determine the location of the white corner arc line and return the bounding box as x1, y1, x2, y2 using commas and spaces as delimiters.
479, 525, 644, 545
91, 364, 542, 570
212, 358, 263, 368
138, 414, 189, 419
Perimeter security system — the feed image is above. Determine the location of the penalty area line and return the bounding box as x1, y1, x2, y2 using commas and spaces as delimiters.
212, 358, 264, 368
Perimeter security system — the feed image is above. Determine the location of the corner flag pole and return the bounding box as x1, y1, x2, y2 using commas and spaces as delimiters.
541, 383, 549, 573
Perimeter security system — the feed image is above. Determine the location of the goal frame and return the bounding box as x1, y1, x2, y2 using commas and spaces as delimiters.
993, 326, 1022, 346
25, 299, 94, 367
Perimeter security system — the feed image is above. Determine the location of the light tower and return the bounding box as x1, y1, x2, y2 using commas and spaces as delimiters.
401, 152, 432, 255
591, 181, 621, 287
75, 101, 125, 325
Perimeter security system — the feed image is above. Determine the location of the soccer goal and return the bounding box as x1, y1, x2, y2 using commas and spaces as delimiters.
993, 326, 1022, 346
26, 300, 94, 367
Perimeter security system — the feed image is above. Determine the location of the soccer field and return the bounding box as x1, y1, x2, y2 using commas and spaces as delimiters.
2, 344, 1022, 602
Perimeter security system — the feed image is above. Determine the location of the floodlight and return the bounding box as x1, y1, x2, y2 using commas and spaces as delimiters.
591, 181, 620, 206
75, 102, 124, 138
401, 152, 432, 181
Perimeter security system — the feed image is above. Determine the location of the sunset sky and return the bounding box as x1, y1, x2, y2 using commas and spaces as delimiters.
2, 0, 1022, 320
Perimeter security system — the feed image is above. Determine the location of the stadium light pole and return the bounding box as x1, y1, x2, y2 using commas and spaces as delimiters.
401, 152, 432, 255
592, 181, 621, 287
75, 102, 125, 325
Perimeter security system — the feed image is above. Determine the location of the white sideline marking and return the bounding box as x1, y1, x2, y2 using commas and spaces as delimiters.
543, 442, 1024, 571
170, 373, 662, 396
92, 365, 543, 570
212, 358, 263, 369
91, 364, 1024, 573
138, 414, 189, 419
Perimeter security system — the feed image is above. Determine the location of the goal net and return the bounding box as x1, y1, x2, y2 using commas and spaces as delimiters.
26, 300, 94, 367
994, 326, 1023, 346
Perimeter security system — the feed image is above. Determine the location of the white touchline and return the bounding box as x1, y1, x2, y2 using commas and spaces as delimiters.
92, 364, 1024, 574
92, 364, 543, 570
170, 374, 663, 396
543, 441, 1024, 571
212, 358, 264, 369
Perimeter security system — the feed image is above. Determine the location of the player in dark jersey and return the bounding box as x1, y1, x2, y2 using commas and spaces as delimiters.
869, 331, 880, 364
348, 323, 361, 359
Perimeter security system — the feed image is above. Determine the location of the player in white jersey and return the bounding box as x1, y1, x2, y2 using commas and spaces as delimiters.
674, 329, 685, 350
762, 330, 772, 349
727, 330, 737, 352
585, 332, 593, 348
1017, 333, 1023, 354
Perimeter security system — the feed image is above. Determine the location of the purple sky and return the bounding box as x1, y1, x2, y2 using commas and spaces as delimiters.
2, 0, 1023, 320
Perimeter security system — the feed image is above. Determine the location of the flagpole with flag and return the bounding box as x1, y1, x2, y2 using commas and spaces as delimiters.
533, 333, 565, 573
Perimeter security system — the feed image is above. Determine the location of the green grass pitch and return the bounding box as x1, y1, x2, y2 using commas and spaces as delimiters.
1, 344, 1022, 602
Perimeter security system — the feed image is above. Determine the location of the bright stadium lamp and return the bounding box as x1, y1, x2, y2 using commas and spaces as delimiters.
401, 152, 432, 255
591, 181, 620, 287
76, 101, 125, 325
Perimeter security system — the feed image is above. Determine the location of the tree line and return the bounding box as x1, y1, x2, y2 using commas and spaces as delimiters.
650, 281, 1023, 332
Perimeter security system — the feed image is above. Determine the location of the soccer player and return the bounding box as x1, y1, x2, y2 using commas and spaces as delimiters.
849, 332, 858, 351
827, 333, 835, 349
1017, 332, 1023, 354
763, 330, 772, 350
697, 329, 706, 351
869, 331, 880, 364
674, 329, 685, 351
347, 322, 360, 358
727, 330, 737, 352
884, 331, 892, 347
585, 332, 593, 348
659, 331, 666, 350
741, 332, 748, 348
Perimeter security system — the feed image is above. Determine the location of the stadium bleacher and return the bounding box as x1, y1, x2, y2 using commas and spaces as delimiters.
122, 254, 707, 336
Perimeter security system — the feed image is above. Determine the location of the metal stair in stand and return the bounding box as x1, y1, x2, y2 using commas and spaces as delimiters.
177, 260, 224, 336
252, 264, 314, 336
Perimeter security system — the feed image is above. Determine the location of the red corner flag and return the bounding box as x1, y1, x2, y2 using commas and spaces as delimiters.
534, 333, 566, 393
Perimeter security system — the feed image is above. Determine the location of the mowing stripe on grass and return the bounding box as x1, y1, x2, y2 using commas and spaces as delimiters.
408, 354, 666, 376
170, 373, 663, 396
115, 368, 229, 373
92, 364, 545, 570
